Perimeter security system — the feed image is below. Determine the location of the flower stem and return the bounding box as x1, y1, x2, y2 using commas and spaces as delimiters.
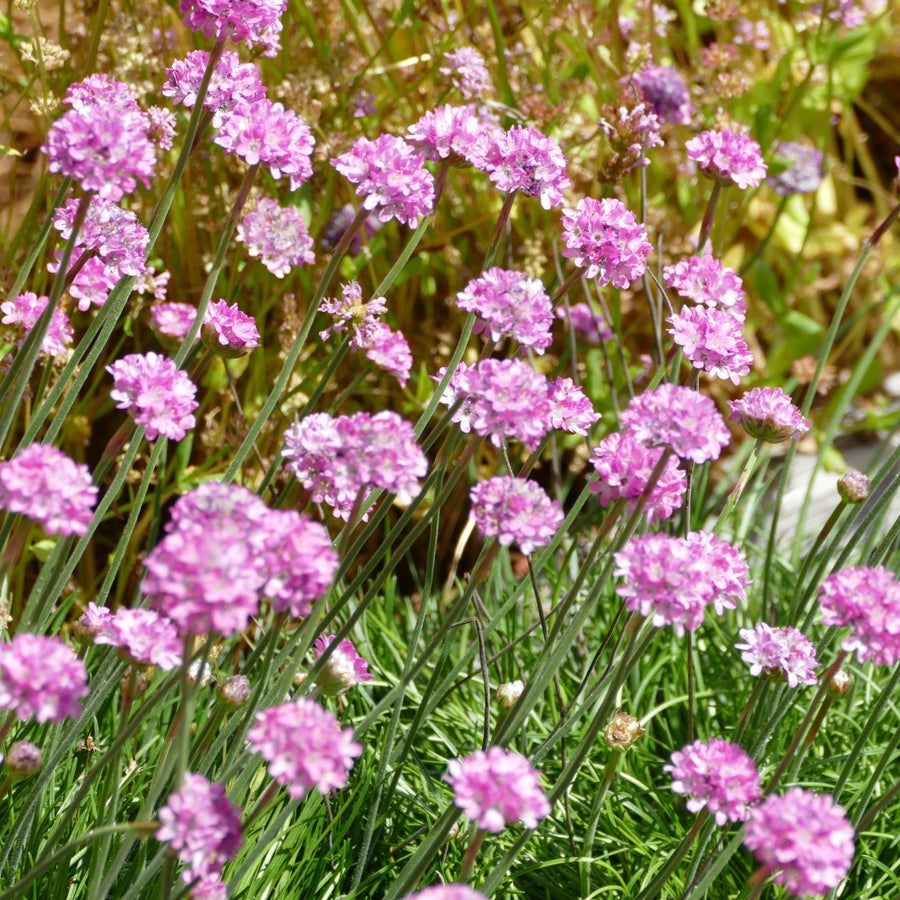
458, 828, 487, 883
696, 182, 722, 256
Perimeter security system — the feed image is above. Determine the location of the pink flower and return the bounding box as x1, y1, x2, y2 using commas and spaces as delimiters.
0, 633, 89, 723
202, 300, 260, 355
93, 608, 182, 670
247, 699, 363, 798
407, 104, 485, 165
470, 476, 564, 555
440, 47, 492, 98
0, 443, 97, 536
313, 634, 373, 695
319, 281, 387, 348
1, 292, 73, 357
331, 134, 435, 227
150, 302, 197, 340
179, 0, 285, 47
597, 99, 663, 180
668, 305, 753, 384
107, 352, 198, 441
630, 65, 692, 125
403, 887, 487, 900
743, 788, 854, 897
445, 746, 550, 832
663, 255, 746, 319
728, 387, 810, 443
547, 376, 601, 436
664, 738, 761, 825
557, 302, 613, 344
686, 128, 767, 189
236, 197, 314, 278
735, 623, 819, 688
365, 323, 413, 386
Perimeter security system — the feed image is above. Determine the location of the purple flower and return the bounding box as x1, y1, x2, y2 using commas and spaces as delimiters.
331, 134, 435, 227
319, 281, 387, 349
402, 888, 487, 900
0, 633, 89, 723
455, 268, 554, 353
247, 699, 363, 798
156, 773, 243, 881
313, 634, 373, 695
589, 430, 687, 524
0, 443, 97, 536
686, 128, 767, 189
93, 608, 183, 670
735, 623, 819, 688
561, 198, 652, 287
214, 99, 314, 191
620, 384, 730, 463
107, 352, 198, 441
818, 566, 900, 667
179, 0, 285, 47
5, 741, 41, 779
727, 387, 810, 443
664, 738, 761, 825
668, 305, 753, 384
146, 107, 177, 150
365, 323, 413, 386
1, 292, 73, 357
614, 531, 747, 635
557, 302, 613, 344
202, 300, 260, 356
236, 197, 314, 278
282, 411, 428, 520
440, 47, 492, 99
469, 476, 564, 555
547, 376, 601, 435
407, 104, 485, 165
63, 256, 119, 311
767, 141, 824, 196
630, 65, 692, 125
445, 746, 550, 832
150, 302, 197, 340
320, 203, 384, 254
663, 255, 746, 318
743, 788, 854, 897
474, 126, 571, 210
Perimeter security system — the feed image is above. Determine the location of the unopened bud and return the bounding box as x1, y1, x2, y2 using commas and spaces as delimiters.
6, 741, 41, 779
604, 710, 645, 751
496, 680, 524, 709
828, 669, 854, 697
218, 675, 251, 708
837, 470, 870, 504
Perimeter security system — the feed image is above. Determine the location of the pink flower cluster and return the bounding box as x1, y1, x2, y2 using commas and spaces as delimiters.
668, 305, 753, 384
202, 300, 260, 356
403, 888, 487, 900
179, 0, 285, 48
597, 100, 663, 180
686, 128, 767, 189
313, 634, 373, 695
1, 292, 73, 357
407, 104, 484, 165
663, 254, 746, 319
630, 65, 692, 125
91, 607, 182, 670
440, 47, 492, 99
236, 197, 315, 278
728, 387, 810, 443
735, 623, 819, 688
150, 302, 197, 340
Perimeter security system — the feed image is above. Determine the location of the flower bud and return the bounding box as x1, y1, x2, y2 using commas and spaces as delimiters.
837, 470, 870, 504
218, 675, 251, 708
5, 741, 41, 779
313, 635, 373, 696
828, 669, 854, 697
496, 680, 525, 709
604, 710, 645, 751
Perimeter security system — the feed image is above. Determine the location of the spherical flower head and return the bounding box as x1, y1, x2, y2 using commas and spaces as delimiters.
247, 699, 363, 798
668, 305, 753, 384
727, 387, 810, 443
179, 0, 286, 47
818, 566, 900, 666
156, 773, 243, 880
313, 634, 374, 695
455, 268, 554, 352
214, 99, 314, 191
74, 601, 114, 641
736, 623, 819, 688
331, 134, 435, 227
743, 788, 854, 897
446, 746, 550, 832
590, 430, 687, 524
5, 741, 42, 780
365, 323, 413, 386
547, 376, 600, 435
767, 141, 824, 196
236, 197, 314, 278
558, 302, 614, 344
685, 531, 750, 615
218, 674, 251, 708
150, 302, 197, 340
407, 104, 485, 165
630, 65, 692, 125
93, 608, 182, 670
107, 352, 198, 441
0, 443, 97, 536
470, 476, 563, 555
440, 47, 492, 99
662, 255, 746, 318
561, 198, 651, 287
1, 292, 73, 357
319, 281, 388, 349
202, 300, 260, 357
686, 128, 767, 189
620, 384, 730, 463
665, 738, 761, 825
403, 887, 488, 900
604, 710, 646, 751
474, 126, 571, 209
0, 633, 89, 723
837, 469, 870, 504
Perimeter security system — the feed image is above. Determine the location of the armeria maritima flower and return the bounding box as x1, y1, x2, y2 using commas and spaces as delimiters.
668, 305, 753, 384
1, 292, 73, 357
407, 104, 484, 165
440, 47, 492, 99
630, 65, 692, 125
735, 623, 819, 688
179, 0, 285, 48
469, 476, 564, 555
202, 300, 260, 356
767, 141, 824, 197
403, 887, 487, 900
547, 376, 601, 435
313, 634, 373, 695
446, 746, 550, 832
93, 607, 182, 670
663, 254, 746, 319
150, 302, 197, 340
247, 698, 363, 798
236, 197, 314, 278
597, 99, 663, 181
743, 788, 854, 897
0, 443, 97, 536
686, 128, 767, 189
728, 387, 810, 443
364, 322, 413, 386
0, 633, 89, 723
665, 738, 761, 825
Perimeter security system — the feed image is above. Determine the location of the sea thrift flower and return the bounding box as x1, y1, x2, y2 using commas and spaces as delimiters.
202, 300, 260, 356
589, 430, 687, 524
0, 633, 89, 723
598, 100, 663, 180
662, 255, 746, 318
5, 741, 41, 779
74, 602, 115, 641
630, 65, 692, 125
561, 197, 652, 287
727, 387, 810, 443
332, 134, 435, 227
150, 302, 197, 340
179, 0, 286, 47
319, 281, 387, 348
440, 47, 491, 98
407, 104, 484, 165
107, 352, 198, 441
236, 197, 314, 277
146, 107, 177, 149
156, 773, 243, 881
767, 141, 824, 196
313, 634, 374, 695
445, 746, 550, 832
665, 738, 761, 825
604, 711, 645, 751
557, 302, 613, 344
218, 675, 251, 708
93, 608, 182, 670
247, 699, 363, 798
818, 566, 900, 666
455, 268, 554, 352
214, 99, 314, 190
547, 376, 601, 435
1, 292, 73, 357
365, 323, 413, 386
474, 126, 570, 209
0, 443, 97, 536
685, 531, 750, 615
668, 305, 753, 383
403, 887, 487, 900
743, 788, 854, 897
735, 623, 819, 687
837, 470, 870, 504
686, 128, 767, 189
620, 384, 731, 463
469, 476, 564, 555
